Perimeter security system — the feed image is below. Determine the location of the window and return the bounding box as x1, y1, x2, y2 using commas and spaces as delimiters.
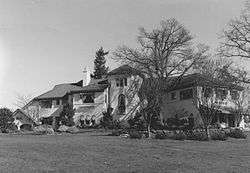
180, 89, 193, 100
56, 99, 60, 105
40, 100, 52, 108
118, 94, 126, 114
203, 87, 213, 98
80, 93, 94, 103
216, 89, 227, 100
230, 90, 239, 100
116, 78, 127, 87
170, 92, 177, 100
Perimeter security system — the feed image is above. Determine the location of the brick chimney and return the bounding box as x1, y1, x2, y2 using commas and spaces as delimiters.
82, 67, 90, 86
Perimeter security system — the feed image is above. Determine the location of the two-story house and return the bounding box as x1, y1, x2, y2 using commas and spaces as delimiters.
21, 65, 246, 129
160, 73, 246, 128
22, 65, 142, 127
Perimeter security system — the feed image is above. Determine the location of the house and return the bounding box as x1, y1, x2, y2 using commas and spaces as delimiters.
22, 65, 142, 127
21, 65, 246, 129
159, 73, 246, 128
13, 109, 34, 130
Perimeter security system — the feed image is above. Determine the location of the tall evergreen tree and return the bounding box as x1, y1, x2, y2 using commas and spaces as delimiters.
91, 47, 109, 79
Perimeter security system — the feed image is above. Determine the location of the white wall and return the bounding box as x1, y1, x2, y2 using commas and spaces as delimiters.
108, 74, 143, 121
72, 90, 108, 125
161, 86, 203, 126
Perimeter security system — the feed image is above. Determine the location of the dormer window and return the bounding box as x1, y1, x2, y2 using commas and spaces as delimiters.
230, 90, 239, 100
80, 93, 94, 103
170, 92, 177, 100
116, 78, 127, 87
216, 88, 227, 100
56, 99, 60, 105
180, 89, 193, 100
203, 87, 213, 98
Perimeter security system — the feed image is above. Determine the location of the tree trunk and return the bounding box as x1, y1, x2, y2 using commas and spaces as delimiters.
205, 126, 210, 140
148, 124, 152, 138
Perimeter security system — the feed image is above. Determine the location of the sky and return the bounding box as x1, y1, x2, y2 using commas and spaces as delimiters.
0, 0, 247, 110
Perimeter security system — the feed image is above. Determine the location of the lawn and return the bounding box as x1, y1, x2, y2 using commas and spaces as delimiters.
0, 130, 250, 173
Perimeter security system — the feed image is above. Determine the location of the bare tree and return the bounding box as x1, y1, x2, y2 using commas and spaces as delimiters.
14, 93, 33, 109
194, 57, 249, 84
230, 89, 249, 127
113, 18, 209, 137
219, 8, 250, 59
194, 91, 220, 140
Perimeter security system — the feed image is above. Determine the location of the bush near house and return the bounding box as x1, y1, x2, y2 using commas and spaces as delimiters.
129, 130, 142, 139
33, 125, 54, 135
210, 129, 228, 141
0, 108, 14, 133
59, 103, 75, 127
127, 112, 146, 130
100, 107, 113, 129
185, 130, 208, 141
225, 128, 247, 139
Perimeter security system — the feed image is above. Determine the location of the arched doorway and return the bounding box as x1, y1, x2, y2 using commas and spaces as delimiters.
118, 94, 126, 114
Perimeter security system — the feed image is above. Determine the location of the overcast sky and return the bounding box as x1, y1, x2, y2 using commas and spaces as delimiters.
0, 0, 247, 109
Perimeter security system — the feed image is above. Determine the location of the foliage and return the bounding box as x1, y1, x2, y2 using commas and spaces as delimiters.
91, 47, 109, 79
226, 128, 247, 139
33, 125, 54, 135
154, 129, 229, 141
185, 130, 208, 141
59, 103, 75, 126
170, 131, 186, 140
127, 111, 146, 130
210, 129, 228, 141
155, 130, 169, 139
109, 129, 129, 136
100, 107, 113, 129
0, 108, 14, 132
20, 124, 33, 131
129, 130, 142, 139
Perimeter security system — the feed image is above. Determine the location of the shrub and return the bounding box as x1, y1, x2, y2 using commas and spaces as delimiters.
66, 126, 79, 134
33, 125, 54, 135
59, 103, 75, 126
210, 129, 228, 141
129, 130, 142, 139
20, 124, 33, 131
109, 129, 121, 136
226, 128, 247, 139
185, 130, 208, 141
100, 107, 113, 129
128, 112, 146, 130
170, 131, 186, 140
0, 108, 13, 132
155, 131, 167, 139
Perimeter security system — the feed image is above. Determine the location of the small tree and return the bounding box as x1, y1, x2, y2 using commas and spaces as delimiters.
195, 93, 220, 140
0, 108, 14, 132
59, 103, 75, 126
230, 89, 248, 127
91, 47, 109, 79
100, 107, 113, 129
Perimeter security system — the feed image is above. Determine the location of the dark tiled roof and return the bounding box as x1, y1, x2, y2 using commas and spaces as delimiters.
107, 65, 141, 76
141, 73, 244, 92
35, 84, 84, 100
70, 83, 108, 93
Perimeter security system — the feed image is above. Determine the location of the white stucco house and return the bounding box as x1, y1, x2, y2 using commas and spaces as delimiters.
22, 65, 142, 127
20, 65, 247, 129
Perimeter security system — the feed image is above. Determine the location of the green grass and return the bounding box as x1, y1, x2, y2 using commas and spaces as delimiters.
0, 130, 249, 173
